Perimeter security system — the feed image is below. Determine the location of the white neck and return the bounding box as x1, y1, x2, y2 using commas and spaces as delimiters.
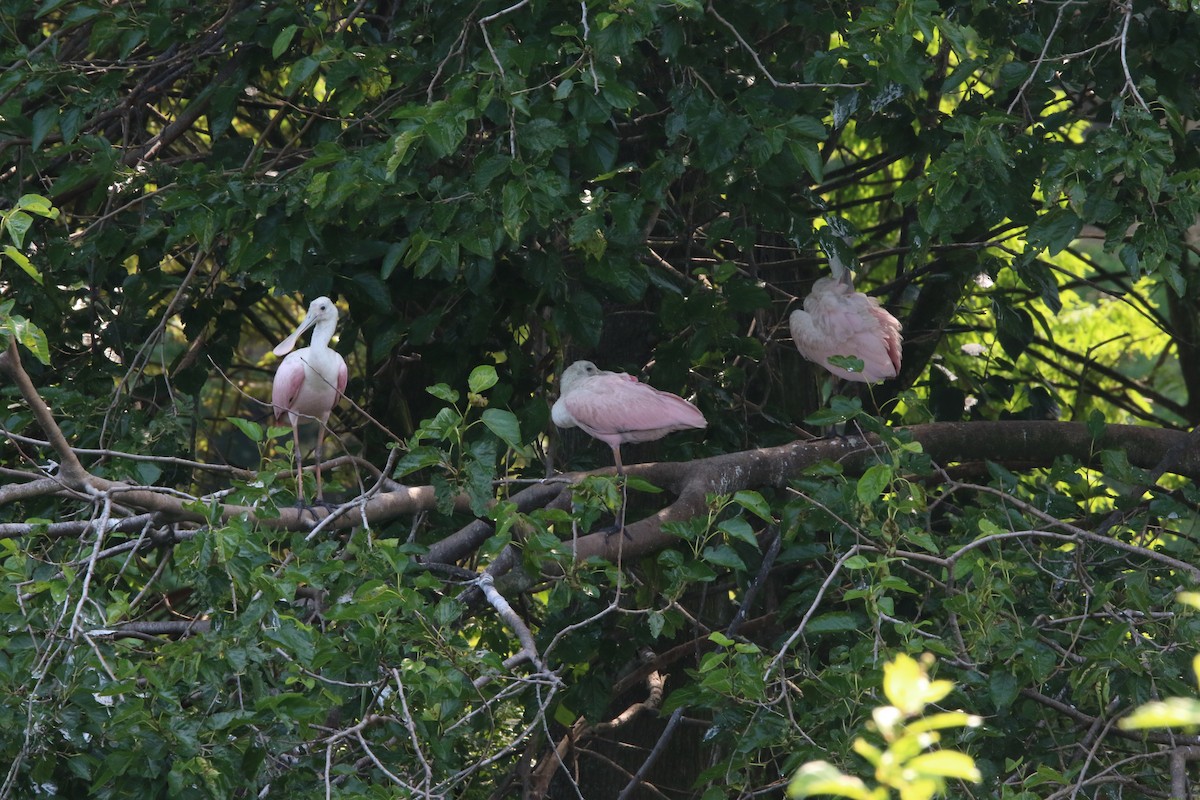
309, 316, 337, 350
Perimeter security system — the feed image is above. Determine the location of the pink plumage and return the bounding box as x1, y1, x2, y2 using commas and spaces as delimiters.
270, 296, 348, 505
272, 350, 348, 425
789, 274, 903, 383
552, 360, 706, 471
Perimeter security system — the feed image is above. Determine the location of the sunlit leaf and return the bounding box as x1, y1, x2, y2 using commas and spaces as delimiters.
907, 750, 981, 782
788, 761, 875, 800
1119, 698, 1200, 730
2, 245, 43, 284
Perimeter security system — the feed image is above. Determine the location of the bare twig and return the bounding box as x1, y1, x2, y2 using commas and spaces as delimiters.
707, 2, 867, 90
1116, 0, 1150, 112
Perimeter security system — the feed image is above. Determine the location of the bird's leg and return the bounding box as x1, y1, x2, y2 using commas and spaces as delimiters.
291, 425, 306, 507
611, 445, 631, 540
312, 422, 333, 509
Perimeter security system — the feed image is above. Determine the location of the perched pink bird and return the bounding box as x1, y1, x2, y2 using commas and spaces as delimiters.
272, 296, 348, 506
789, 255, 902, 383
551, 360, 707, 472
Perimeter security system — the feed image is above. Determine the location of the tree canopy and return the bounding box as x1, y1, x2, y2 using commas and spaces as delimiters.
3, 0, 1200, 797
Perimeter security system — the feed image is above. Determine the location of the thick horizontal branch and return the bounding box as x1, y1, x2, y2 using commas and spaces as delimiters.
543, 421, 1198, 570
4, 340, 1194, 554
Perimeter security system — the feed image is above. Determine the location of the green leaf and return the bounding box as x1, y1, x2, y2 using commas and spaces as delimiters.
994, 300, 1034, 359
31, 108, 56, 151
3, 316, 50, 365
1119, 697, 1200, 730
856, 464, 893, 504
718, 517, 759, 549
1028, 208, 1082, 256
16, 194, 58, 218
386, 129, 423, 177
134, 461, 163, 486
882, 653, 953, 715
392, 445, 445, 478
426, 383, 460, 403
1178, 592, 1200, 610
708, 631, 735, 647
828, 354, 866, 374
2, 245, 43, 284
272, 24, 299, 59
481, 408, 522, 449
789, 140, 825, 183
732, 490, 773, 522
624, 475, 664, 494
906, 711, 982, 735
381, 241, 404, 280
702, 544, 746, 571
286, 56, 321, 95
788, 761, 874, 800
790, 115, 828, 139
229, 418, 265, 443
4, 211, 33, 249
806, 611, 861, 634
468, 364, 499, 394
501, 181, 528, 241
553, 703, 577, 727
989, 670, 1019, 710
905, 750, 982, 782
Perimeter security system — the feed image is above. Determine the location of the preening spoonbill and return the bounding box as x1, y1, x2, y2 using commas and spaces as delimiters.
272, 296, 348, 506
789, 253, 902, 383
551, 360, 706, 472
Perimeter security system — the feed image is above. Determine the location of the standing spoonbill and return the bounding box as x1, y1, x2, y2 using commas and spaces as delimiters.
551, 360, 707, 472
789, 252, 903, 384
272, 296, 348, 506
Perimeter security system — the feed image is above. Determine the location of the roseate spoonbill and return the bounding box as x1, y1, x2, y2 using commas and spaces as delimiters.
271, 296, 348, 506
551, 360, 707, 473
552, 360, 706, 535
789, 252, 902, 383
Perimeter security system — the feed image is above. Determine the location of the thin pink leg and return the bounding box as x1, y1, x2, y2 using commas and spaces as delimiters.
291, 424, 306, 506
314, 421, 327, 503
612, 445, 627, 535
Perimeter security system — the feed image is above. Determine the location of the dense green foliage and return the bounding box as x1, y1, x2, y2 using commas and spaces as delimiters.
4, 0, 1200, 797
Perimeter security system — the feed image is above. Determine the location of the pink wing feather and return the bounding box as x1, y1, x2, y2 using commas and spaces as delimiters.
272, 355, 307, 422
792, 278, 903, 383
564, 372, 706, 445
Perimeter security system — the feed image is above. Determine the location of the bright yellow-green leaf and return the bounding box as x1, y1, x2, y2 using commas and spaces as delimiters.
897, 777, 939, 800
788, 761, 875, 800
2, 244, 43, 284
851, 736, 883, 767
905, 750, 982, 782
1179, 591, 1200, 610
1119, 697, 1200, 730
905, 711, 983, 735
883, 653, 954, 715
